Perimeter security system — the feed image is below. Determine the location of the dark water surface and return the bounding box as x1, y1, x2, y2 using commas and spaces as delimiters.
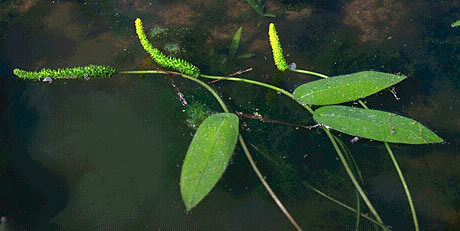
1, 0, 460, 230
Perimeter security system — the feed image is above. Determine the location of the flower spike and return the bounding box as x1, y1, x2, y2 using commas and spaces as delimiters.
13, 65, 116, 80
134, 18, 200, 78
268, 23, 288, 71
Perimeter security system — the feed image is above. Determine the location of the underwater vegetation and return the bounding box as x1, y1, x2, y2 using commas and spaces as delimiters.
245, 0, 276, 18
208, 26, 255, 74
12, 16, 448, 231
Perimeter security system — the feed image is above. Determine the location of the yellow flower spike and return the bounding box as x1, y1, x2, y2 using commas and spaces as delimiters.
134, 18, 200, 77
268, 23, 288, 71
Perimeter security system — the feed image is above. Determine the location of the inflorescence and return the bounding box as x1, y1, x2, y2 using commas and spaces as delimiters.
135, 18, 201, 78
13, 64, 116, 80
268, 23, 288, 71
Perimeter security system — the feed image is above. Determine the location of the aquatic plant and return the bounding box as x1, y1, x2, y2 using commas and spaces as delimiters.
12, 18, 444, 231
13, 65, 116, 80
245, 0, 276, 18
208, 26, 255, 74
268, 23, 328, 78
268, 23, 288, 71
134, 18, 200, 77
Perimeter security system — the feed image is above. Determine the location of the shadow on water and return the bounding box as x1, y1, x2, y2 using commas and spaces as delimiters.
0, 61, 67, 230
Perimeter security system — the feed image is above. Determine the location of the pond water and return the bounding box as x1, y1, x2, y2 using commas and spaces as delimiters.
1, 0, 459, 230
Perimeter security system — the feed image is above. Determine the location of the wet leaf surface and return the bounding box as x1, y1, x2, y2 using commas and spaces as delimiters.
314, 105, 443, 144
294, 71, 406, 105
180, 113, 239, 211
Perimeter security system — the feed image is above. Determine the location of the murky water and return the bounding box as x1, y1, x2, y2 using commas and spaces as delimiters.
1, 0, 459, 230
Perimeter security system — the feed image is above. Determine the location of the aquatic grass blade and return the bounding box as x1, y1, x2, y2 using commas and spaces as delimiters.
314, 106, 443, 144
293, 71, 406, 105
229, 27, 242, 58
245, 0, 264, 16
451, 20, 460, 27
235, 53, 255, 60
180, 113, 239, 211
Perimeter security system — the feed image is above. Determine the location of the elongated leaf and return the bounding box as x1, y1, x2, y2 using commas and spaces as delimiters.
180, 113, 239, 211
293, 71, 406, 105
245, 0, 264, 16
235, 53, 255, 60
452, 20, 460, 28
314, 106, 443, 144
229, 27, 242, 57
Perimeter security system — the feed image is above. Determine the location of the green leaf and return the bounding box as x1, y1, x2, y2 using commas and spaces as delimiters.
245, 0, 264, 16
293, 71, 406, 105
180, 113, 239, 211
263, 13, 276, 18
235, 53, 255, 60
314, 106, 443, 144
229, 27, 242, 57
452, 20, 460, 28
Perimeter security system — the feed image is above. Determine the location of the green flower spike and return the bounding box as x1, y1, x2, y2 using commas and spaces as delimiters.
268, 23, 288, 71
134, 18, 201, 78
13, 64, 116, 80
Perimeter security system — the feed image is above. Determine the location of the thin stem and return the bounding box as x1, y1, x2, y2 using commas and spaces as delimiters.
358, 100, 369, 109
334, 136, 364, 231
303, 183, 388, 229
358, 100, 419, 231
384, 142, 419, 231
289, 68, 329, 78
250, 143, 387, 229
323, 127, 385, 226
119, 69, 302, 231
238, 135, 303, 231
200, 74, 315, 114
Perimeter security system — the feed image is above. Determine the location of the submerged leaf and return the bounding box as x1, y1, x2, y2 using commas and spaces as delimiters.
180, 113, 239, 211
229, 27, 242, 58
235, 53, 255, 60
245, 0, 264, 16
314, 106, 443, 144
293, 71, 406, 105
451, 20, 460, 28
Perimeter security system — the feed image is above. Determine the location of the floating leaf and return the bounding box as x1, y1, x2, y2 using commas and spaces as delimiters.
229, 27, 242, 58
314, 106, 443, 144
180, 113, 239, 211
452, 20, 460, 28
293, 71, 406, 105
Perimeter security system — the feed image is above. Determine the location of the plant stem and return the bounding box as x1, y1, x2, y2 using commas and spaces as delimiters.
251, 143, 387, 229
322, 127, 385, 227
238, 135, 303, 231
384, 142, 419, 231
357, 100, 419, 231
303, 183, 387, 229
119, 69, 303, 231
200, 74, 315, 114
288, 68, 329, 79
